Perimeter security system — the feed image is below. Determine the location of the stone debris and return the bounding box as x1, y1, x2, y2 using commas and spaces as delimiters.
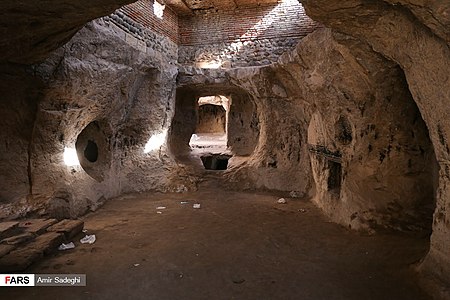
1, 232, 34, 245
19, 219, 58, 235
0, 218, 83, 271
47, 219, 84, 240
277, 198, 287, 204
0, 221, 19, 239
0, 247, 42, 272
28, 232, 64, 255
0, 244, 16, 257
0, 232, 63, 272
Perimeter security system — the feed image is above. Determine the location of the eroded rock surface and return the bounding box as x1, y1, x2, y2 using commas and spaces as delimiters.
0, 1, 448, 297
0, 0, 135, 64
300, 0, 450, 295
0, 19, 200, 219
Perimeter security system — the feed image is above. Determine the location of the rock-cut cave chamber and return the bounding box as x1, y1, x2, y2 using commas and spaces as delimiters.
0, 0, 449, 299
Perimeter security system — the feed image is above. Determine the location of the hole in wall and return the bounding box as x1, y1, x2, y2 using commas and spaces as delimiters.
84, 140, 99, 162
168, 86, 259, 171
190, 96, 229, 152
335, 115, 353, 145
75, 120, 112, 182
201, 154, 231, 170
327, 160, 342, 194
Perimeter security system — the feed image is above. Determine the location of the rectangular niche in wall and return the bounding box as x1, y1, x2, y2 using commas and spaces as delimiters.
327, 160, 342, 194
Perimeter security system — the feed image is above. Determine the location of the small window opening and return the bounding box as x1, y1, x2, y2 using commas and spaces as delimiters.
153, 1, 165, 19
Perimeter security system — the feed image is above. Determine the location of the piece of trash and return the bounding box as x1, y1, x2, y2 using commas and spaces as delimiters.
80, 234, 96, 244
180, 201, 189, 204
156, 206, 166, 210
134, 263, 140, 267
157, 211, 162, 214
298, 209, 307, 213
82, 229, 88, 233
193, 203, 201, 209
58, 242, 75, 251
277, 198, 287, 204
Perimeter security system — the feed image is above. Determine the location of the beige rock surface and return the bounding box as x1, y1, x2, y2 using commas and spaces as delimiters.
0, 0, 448, 296
0, 0, 134, 64
301, 0, 450, 295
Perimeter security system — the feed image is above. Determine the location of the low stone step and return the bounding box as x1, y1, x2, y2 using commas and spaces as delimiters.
1, 232, 35, 245
0, 244, 16, 258
19, 219, 58, 235
0, 232, 63, 272
29, 232, 64, 255
0, 247, 42, 272
0, 221, 19, 239
47, 219, 84, 240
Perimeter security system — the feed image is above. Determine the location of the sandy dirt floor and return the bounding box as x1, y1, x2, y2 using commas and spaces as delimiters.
0, 178, 431, 299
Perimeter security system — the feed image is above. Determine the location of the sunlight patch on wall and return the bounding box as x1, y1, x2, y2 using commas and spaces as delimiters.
64, 147, 80, 166
144, 129, 168, 153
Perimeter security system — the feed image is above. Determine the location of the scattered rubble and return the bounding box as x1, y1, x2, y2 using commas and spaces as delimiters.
0, 218, 84, 271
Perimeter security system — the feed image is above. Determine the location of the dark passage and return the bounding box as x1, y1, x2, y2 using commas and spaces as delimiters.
327, 160, 342, 193
84, 140, 99, 163
201, 154, 231, 170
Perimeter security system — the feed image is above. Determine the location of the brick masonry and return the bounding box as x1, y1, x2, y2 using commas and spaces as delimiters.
120, 0, 179, 44
110, 0, 322, 67
178, 0, 322, 67
105, 5, 178, 62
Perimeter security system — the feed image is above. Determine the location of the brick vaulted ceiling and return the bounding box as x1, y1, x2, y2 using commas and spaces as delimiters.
164, 0, 281, 15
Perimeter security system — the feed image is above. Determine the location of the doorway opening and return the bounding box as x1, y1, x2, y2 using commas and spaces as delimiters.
189, 95, 230, 154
